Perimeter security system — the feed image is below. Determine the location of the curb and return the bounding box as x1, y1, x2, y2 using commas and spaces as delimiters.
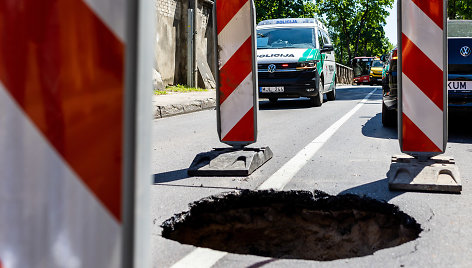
154, 97, 216, 119
154, 85, 357, 119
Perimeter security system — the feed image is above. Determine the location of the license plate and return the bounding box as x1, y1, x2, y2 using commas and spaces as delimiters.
448, 81, 472, 91
260, 86, 284, 93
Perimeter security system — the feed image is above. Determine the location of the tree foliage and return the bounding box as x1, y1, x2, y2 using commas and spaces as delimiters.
315, 0, 394, 65
448, 0, 472, 19
254, 0, 394, 65
254, 0, 317, 23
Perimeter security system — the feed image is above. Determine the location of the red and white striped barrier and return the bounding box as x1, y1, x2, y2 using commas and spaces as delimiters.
399, 0, 447, 154
215, 0, 258, 146
0, 0, 152, 267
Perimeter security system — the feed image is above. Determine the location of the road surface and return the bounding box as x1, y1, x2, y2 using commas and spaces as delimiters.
151, 86, 472, 267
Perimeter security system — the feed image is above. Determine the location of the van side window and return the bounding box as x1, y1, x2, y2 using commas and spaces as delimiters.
321, 31, 330, 45
317, 30, 324, 48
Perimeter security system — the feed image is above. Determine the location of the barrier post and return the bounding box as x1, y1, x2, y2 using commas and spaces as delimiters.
0, 0, 153, 266
388, 0, 461, 192
188, 0, 272, 176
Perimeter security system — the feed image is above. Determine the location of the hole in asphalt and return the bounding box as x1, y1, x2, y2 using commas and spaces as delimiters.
161, 190, 422, 261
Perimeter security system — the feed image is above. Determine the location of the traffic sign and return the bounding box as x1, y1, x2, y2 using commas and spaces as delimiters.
398, 0, 447, 155
215, 0, 258, 147
389, 0, 461, 193
188, 0, 272, 176
0, 0, 153, 267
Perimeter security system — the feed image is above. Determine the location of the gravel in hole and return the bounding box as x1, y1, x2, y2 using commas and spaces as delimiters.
162, 190, 422, 261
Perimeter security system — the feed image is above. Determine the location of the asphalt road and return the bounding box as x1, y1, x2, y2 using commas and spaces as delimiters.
151, 86, 472, 267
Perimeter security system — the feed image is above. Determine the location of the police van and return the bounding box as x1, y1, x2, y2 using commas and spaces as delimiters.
256, 18, 336, 106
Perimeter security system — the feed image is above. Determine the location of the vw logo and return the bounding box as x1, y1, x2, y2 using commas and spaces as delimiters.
268, 64, 276, 73
460, 46, 471, 57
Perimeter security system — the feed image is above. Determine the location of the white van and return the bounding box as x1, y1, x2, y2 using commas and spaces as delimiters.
256, 18, 336, 106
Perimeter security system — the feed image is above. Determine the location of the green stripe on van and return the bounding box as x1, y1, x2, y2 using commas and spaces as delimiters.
298, 48, 321, 62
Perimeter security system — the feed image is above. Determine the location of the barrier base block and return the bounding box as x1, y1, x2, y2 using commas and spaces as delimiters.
188, 147, 273, 176
388, 155, 462, 193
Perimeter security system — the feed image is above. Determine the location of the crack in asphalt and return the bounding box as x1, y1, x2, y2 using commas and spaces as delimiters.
423, 208, 436, 232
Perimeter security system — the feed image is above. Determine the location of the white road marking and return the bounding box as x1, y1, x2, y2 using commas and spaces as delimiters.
258, 88, 377, 190
170, 248, 227, 268
169, 88, 377, 268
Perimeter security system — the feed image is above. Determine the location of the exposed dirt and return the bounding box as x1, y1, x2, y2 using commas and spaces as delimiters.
161, 190, 422, 261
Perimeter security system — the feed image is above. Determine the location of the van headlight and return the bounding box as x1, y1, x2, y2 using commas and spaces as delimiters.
297, 60, 317, 69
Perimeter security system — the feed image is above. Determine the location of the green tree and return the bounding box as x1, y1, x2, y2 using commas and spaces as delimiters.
254, 0, 317, 23
316, 0, 394, 65
448, 0, 472, 19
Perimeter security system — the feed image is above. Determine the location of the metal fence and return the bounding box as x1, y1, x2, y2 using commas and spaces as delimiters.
336, 63, 353, 85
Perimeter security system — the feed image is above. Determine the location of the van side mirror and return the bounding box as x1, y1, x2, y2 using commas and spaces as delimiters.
321, 44, 334, 53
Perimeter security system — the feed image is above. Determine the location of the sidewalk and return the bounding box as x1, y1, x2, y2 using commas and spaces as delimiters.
153, 89, 216, 119
153, 85, 355, 119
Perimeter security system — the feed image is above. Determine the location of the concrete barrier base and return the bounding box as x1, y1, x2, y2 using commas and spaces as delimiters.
188, 147, 273, 176
388, 155, 462, 193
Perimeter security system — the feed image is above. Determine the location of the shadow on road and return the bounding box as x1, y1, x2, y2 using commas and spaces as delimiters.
362, 113, 398, 140
338, 178, 404, 202
259, 87, 382, 110
362, 109, 472, 144
153, 168, 190, 184
449, 109, 472, 143
259, 98, 319, 110
336, 87, 382, 101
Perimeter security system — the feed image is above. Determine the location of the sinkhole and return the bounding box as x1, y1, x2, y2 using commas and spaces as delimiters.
161, 190, 422, 261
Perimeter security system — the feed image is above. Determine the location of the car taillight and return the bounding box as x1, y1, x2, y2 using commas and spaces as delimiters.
392, 49, 398, 60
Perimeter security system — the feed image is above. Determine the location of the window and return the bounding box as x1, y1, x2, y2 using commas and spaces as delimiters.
257, 28, 316, 49
448, 20, 472, 38
321, 30, 330, 46
317, 30, 325, 48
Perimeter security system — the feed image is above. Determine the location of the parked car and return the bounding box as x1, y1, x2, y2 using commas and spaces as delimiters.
447, 20, 472, 108
381, 20, 472, 128
256, 18, 336, 107
381, 47, 398, 127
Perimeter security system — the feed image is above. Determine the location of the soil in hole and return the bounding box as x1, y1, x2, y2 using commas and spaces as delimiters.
161, 190, 422, 261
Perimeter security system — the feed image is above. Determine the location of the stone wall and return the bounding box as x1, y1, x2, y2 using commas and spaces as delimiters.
155, 0, 215, 88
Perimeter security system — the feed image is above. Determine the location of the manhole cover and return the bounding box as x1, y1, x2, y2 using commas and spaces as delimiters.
162, 190, 421, 261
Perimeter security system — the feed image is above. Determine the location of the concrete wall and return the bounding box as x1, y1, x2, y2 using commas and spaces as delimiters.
155, 1, 349, 88
156, 0, 186, 86
155, 0, 215, 88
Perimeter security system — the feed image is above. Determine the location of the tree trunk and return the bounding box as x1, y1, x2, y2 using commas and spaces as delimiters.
353, 3, 369, 59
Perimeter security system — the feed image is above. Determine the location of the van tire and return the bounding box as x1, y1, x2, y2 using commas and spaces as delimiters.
326, 82, 336, 101
310, 79, 324, 107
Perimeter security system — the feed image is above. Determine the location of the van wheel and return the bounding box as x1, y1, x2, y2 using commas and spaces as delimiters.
310, 79, 323, 107
327, 83, 336, 101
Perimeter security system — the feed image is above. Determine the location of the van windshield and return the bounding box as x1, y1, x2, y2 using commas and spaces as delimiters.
371, 60, 383, 68
257, 27, 315, 49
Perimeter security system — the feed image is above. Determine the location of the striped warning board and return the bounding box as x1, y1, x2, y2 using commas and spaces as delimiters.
399, 0, 447, 154
215, 0, 258, 146
0, 0, 152, 267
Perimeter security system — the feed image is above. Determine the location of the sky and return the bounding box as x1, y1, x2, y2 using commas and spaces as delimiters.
384, 0, 398, 46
